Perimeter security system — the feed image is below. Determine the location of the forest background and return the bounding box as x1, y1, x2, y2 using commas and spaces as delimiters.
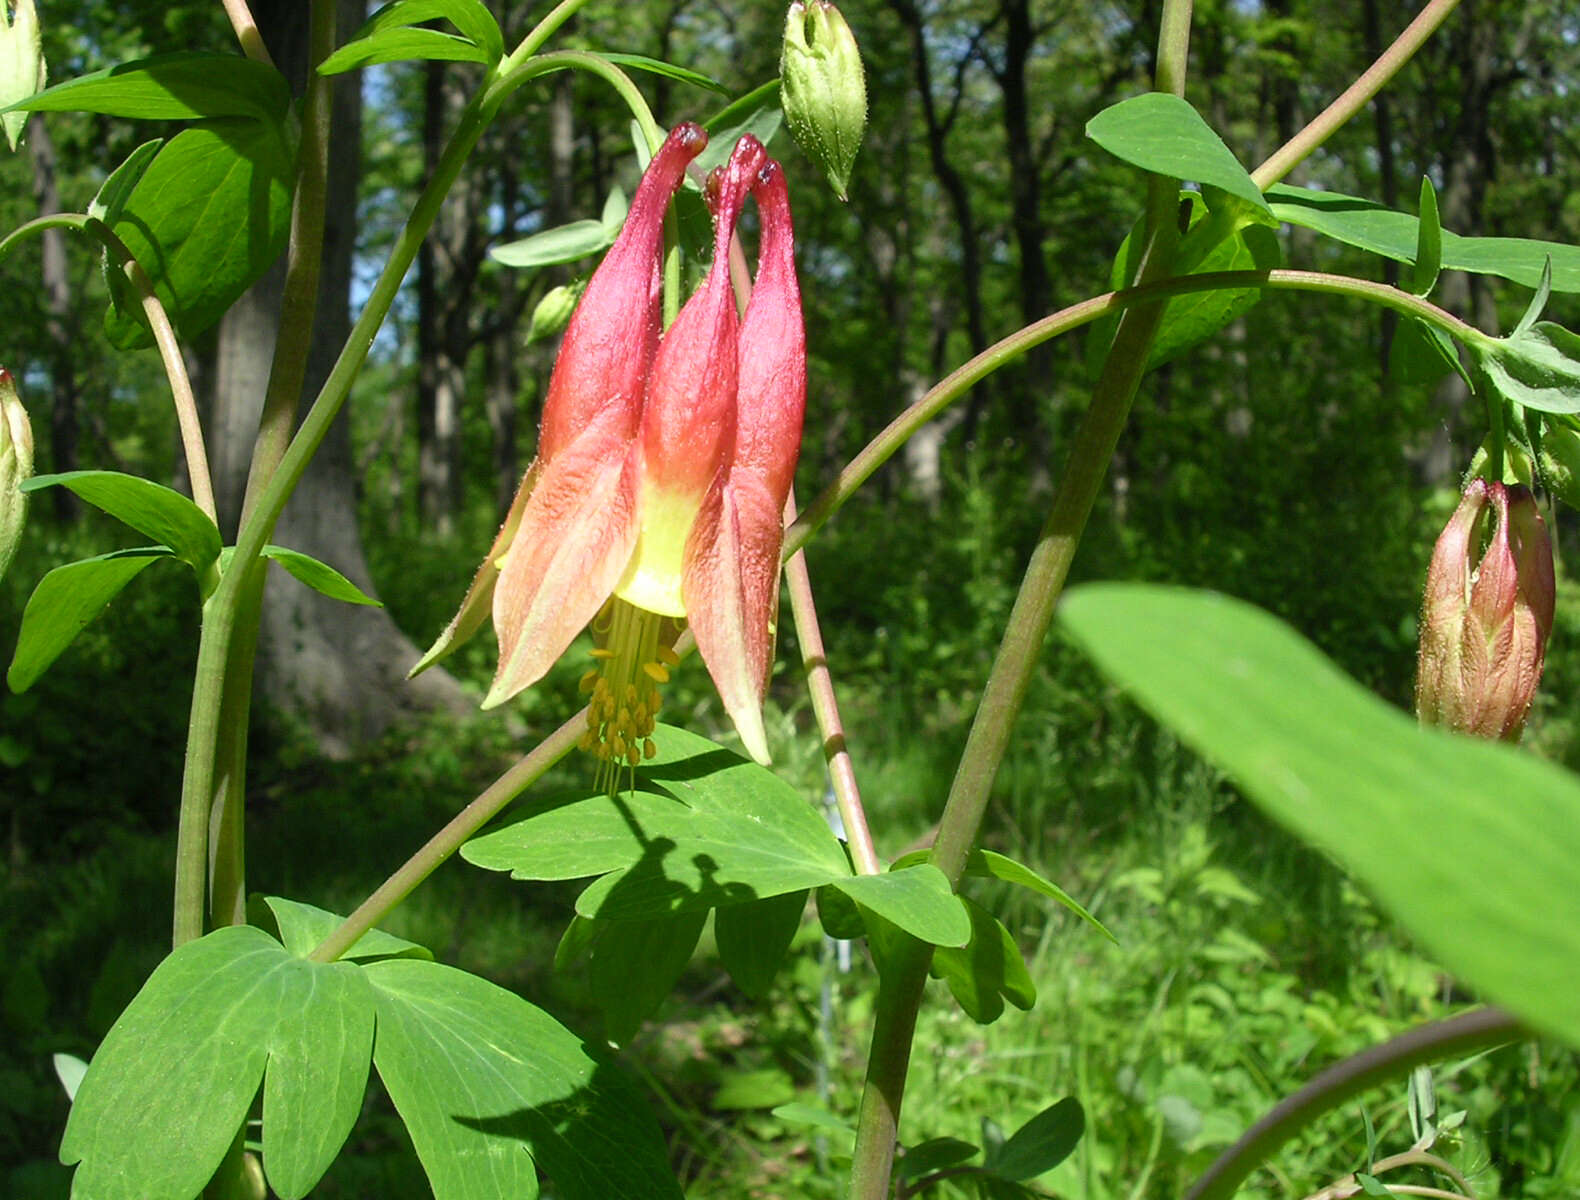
2, 0, 1578, 1196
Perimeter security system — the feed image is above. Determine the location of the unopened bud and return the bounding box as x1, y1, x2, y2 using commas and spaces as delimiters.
1416, 478, 1555, 741
1, 0, 46, 152
0, 368, 33, 580
525, 278, 586, 345
780, 0, 866, 201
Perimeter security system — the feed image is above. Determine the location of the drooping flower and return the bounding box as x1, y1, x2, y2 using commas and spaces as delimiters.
1416, 478, 1555, 741
413, 125, 806, 775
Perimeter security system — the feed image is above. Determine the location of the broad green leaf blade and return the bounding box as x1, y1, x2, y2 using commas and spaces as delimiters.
358, 0, 503, 60
1086, 93, 1270, 216
595, 52, 729, 95
60, 927, 374, 1200
1470, 321, 1580, 414
261, 545, 381, 606
833, 864, 971, 948
1268, 183, 1580, 292
465, 726, 851, 920
1411, 176, 1442, 296
983, 1097, 1085, 1182
715, 889, 807, 1000
4, 52, 290, 121
263, 896, 432, 962
584, 909, 706, 1045
262, 967, 375, 1200
8, 548, 169, 692
88, 139, 163, 225
1514, 257, 1554, 338
24, 471, 220, 570
366, 958, 683, 1199
931, 896, 1036, 1024
1060, 584, 1580, 1048
103, 116, 293, 348
489, 218, 614, 269
319, 28, 489, 74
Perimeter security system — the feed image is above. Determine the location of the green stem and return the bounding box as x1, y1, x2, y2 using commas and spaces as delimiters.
788, 266, 1475, 560
784, 491, 880, 876
1184, 1008, 1521, 1200
309, 714, 583, 962
497, 51, 664, 152
844, 5, 1193, 1193
1251, 0, 1460, 190
207, 0, 339, 939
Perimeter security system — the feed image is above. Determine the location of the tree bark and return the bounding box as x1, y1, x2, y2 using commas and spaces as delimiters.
211, 0, 469, 757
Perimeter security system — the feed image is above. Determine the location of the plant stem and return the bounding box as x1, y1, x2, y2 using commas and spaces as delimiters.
309, 715, 583, 962
1251, 0, 1460, 189
844, 6, 1193, 1194
784, 492, 880, 876
220, 0, 274, 68
1186, 1008, 1521, 1200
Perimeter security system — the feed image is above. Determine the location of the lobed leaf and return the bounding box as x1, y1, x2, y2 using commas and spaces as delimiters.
1470, 321, 1580, 415
262, 896, 431, 962
1060, 583, 1580, 1048
367, 957, 683, 1198
930, 896, 1037, 1024
715, 889, 807, 1000
832, 864, 971, 948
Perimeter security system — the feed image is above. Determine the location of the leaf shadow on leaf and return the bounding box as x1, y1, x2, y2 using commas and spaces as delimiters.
449, 1055, 685, 1200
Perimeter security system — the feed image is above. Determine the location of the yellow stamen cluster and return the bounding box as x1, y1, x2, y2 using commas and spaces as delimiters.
579, 599, 681, 794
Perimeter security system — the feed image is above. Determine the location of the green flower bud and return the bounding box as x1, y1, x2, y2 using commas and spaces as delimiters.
525, 278, 587, 345
780, 0, 866, 201
0, 368, 34, 581
1, 0, 46, 152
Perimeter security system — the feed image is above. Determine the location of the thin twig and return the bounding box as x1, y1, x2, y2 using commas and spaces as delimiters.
220, 0, 275, 68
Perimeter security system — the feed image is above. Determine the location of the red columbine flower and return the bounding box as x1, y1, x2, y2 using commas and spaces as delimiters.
1416, 478, 1556, 741
413, 125, 806, 774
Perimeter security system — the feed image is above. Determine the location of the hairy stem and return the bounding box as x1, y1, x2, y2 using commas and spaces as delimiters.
1252, 0, 1460, 189
1188, 1008, 1521, 1200
784, 492, 880, 876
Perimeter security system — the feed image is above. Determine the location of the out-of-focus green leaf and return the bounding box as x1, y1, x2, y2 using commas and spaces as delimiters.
983, 1098, 1085, 1182
1060, 583, 1580, 1048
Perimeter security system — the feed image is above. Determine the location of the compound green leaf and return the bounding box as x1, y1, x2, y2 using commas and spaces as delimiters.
1086, 93, 1269, 215
465, 726, 851, 921
262, 896, 432, 962
931, 897, 1036, 1024
1268, 183, 1580, 292
580, 909, 706, 1045
24, 471, 220, 571
1060, 584, 1580, 1048
833, 864, 970, 948
8, 548, 170, 693
261, 545, 381, 606
4, 52, 289, 122
715, 889, 807, 1000
59, 926, 374, 1200
104, 116, 293, 348
366, 957, 682, 1199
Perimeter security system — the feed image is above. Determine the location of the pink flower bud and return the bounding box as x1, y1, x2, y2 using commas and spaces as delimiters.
1416, 479, 1555, 741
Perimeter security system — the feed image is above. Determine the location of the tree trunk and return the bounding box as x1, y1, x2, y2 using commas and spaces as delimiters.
211, 0, 470, 757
